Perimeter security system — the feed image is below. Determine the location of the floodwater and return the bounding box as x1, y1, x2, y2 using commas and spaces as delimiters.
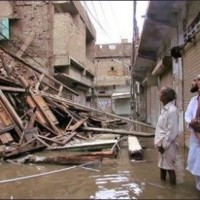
0, 137, 199, 199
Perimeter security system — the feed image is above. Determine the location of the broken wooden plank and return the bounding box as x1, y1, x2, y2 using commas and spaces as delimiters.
8, 154, 102, 165
30, 90, 59, 126
67, 118, 88, 132
0, 45, 78, 95
0, 132, 13, 144
33, 134, 51, 148
0, 89, 24, 131
0, 86, 25, 92
32, 117, 58, 136
81, 127, 155, 137
62, 132, 78, 144
48, 139, 118, 151
37, 135, 64, 145
40, 91, 155, 129
35, 73, 44, 90
3, 143, 45, 159
0, 125, 15, 135
75, 133, 87, 140
73, 150, 117, 158
57, 85, 63, 97
61, 118, 88, 144
27, 108, 37, 129
26, 95, 47, 125
24, 127, 39, 142
128, 136, 143, 160
0, 52, 12, 76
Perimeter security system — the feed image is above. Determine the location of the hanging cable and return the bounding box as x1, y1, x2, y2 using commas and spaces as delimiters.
98, 1, 109, 27
90, 1, 101, 25
108, 1, 123, 41
82, 1, 111, 40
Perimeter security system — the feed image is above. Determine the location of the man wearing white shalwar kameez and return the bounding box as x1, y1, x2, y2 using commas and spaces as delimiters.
154, 87, 179, 185
185, 75, 200, 191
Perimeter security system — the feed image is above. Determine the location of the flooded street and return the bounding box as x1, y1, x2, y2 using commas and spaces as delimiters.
0, 137, 199, 199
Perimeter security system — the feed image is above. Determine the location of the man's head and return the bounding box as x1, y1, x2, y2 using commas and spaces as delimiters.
196, 74, 200, 94
190, 77, 198, 93
159, 86, 176, 105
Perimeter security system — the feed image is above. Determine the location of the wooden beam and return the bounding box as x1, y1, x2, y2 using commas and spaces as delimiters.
81, 127, 155, 138
0, 45, 78, 95
0, 86, 25, 92
0, 90, 24, 131
128, 136, 143, 160
40, 91, 155, 129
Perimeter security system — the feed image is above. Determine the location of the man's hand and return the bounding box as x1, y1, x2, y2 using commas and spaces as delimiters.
190, 119, 200, 131
158, 146, 165, 154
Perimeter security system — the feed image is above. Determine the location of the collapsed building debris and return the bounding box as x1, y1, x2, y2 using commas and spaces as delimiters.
0, 45, 155, 164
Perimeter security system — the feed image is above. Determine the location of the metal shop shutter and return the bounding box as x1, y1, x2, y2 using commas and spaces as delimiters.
146, 87, 151, 124
150, 86, 160, 127
182, 40, 200, 113
146, 86, 160, 126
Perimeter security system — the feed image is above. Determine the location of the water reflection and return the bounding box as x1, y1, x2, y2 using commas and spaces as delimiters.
90, 171, 143, 199
0, 140, 199, 199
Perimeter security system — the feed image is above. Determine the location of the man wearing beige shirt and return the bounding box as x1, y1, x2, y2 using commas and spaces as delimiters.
154, 86, 179, 185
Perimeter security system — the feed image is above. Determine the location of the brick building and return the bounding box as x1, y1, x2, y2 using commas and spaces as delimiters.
94, 40, 132, 116
0, 1, 96, 104
133, 1, 200, 147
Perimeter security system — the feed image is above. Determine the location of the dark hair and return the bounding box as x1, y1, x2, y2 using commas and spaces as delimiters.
162, 86, 176, 102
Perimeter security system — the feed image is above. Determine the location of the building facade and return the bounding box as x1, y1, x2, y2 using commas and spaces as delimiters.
0, 1, 96, 104
133, 1, 200, 147
94, 40, 132, 116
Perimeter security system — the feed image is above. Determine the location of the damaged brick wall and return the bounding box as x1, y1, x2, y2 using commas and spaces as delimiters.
95, 43, 132, 87
0, 1, 52, 74
53, 13, 86, 66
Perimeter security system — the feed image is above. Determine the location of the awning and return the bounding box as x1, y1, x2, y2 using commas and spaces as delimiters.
112, 92, 130, 99
152, 56, 172, 76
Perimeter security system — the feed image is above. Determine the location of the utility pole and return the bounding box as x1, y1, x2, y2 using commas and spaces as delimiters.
131, 0, 138, 121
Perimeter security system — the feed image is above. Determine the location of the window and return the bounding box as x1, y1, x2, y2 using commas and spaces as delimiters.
109, 44, 116, 49
99, 91, 105, 94
111, 66, 114, 71
0, 18, 9, 40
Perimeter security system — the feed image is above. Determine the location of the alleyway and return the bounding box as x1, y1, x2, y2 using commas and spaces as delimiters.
0, 138, 198, 199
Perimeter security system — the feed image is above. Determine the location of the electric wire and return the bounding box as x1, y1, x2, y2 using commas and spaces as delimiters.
98, 1, 109, 27
82, 1, 111, 40
108, 1, 123, 40
91, 1, 101, 25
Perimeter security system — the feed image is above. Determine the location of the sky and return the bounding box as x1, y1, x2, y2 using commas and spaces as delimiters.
81, 1, 149, 44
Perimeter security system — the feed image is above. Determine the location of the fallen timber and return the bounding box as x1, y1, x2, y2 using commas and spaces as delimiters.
7, 154, 103, 165
47, 139, 120, 151
6, 150, 117, 165
81, 127, 154, 137
0, 46, 155, 164
39, 90, 155, 129
0, 45, 78, 96
128, 136, 143, 160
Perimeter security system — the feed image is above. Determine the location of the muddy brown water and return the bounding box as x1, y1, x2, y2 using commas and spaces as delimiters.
0, 138, 199, 199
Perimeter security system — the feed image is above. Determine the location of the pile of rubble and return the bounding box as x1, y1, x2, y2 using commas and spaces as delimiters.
0, 45, 154, 164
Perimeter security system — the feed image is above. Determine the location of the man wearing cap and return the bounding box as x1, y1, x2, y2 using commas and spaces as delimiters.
154, 86, 179, 185
185, 74, 200, 191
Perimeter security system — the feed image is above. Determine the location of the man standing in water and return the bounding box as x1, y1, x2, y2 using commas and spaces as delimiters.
154, 86, 179, 185
185, 75, 200, 191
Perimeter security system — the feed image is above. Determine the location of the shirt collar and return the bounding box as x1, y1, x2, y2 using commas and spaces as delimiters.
163, 101, 174, 110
